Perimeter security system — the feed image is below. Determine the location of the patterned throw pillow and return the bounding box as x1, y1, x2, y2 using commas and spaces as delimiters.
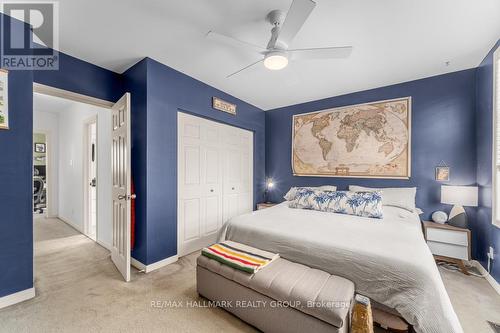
289, 189, 383, 219
284, 186, 337, 201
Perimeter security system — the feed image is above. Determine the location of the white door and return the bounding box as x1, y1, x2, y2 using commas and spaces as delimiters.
177, 113, 253, 257
178, 113, 223, 256
85, 119, 97, 241
111, 93, 132, 282
222, 127, 253, 222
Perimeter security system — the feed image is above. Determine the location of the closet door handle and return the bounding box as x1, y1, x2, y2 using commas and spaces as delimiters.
118, 194, 136, 200
210, 189, 214, 193
231, 187, 235, 190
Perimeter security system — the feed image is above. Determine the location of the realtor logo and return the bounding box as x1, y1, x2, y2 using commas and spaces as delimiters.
0, 1, 59, 70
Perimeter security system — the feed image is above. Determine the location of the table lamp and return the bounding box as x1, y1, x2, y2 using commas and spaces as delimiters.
441, 185, 478, 228
264, 178, 274, 203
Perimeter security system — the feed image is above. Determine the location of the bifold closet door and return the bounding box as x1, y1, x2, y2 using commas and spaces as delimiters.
222, 126, 253, 223
178, 113, 223, 256
178, 112, 253, 257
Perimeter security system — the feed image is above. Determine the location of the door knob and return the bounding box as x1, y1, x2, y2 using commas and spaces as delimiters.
210, 189, 214, 192
118, 194, 137, 200
232, 187, 235, 190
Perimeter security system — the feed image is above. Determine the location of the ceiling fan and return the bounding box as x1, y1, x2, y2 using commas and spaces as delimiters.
207, 0, 353, 78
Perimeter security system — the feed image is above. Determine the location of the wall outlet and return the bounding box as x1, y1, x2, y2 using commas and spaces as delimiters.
488, 246, 495, 260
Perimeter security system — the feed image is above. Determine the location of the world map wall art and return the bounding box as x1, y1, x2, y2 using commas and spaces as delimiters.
292, 97, 411, 179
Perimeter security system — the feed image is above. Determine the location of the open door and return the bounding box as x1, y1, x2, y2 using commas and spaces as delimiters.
111, 93, 133, 281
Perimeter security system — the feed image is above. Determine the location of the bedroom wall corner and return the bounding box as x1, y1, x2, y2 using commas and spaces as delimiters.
122, 58, 149, 264
127, 58, 266, 265
265, 69, 477, 220
475, 39, 500, 283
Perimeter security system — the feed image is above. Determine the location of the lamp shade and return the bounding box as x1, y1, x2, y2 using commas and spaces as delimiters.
441, 185, 478, 207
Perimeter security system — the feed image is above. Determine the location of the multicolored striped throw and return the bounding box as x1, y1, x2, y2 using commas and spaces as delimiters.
202, 241, 279, 274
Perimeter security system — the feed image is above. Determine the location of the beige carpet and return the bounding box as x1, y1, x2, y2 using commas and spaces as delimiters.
0, 217, 499, 333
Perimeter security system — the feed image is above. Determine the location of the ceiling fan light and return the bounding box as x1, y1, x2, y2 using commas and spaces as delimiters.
264, 52, 288, 70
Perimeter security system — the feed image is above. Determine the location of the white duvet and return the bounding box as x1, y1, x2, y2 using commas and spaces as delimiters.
220, 202, 463, 333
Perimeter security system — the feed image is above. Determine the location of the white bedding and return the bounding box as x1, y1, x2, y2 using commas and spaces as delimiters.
220, 202, 463, 333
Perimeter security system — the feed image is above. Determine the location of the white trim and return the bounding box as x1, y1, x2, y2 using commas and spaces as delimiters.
493, 47, 500, 228
96, 239, 111, 251
83, 115, 98, 241
131, 255, 179, 273
471, 260, 500, 295
0, 287, 35, 309
58, 215, 84, 234
33, 83, 114, 109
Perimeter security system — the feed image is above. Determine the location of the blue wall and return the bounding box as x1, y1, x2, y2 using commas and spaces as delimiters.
122, 59, 149, 263
127, 58, 265, 264
0, 15, 34, 298
266, 69, 476, 223
34, 51, 123, 102
266, 69, 477, 223
475, 40, 500, 282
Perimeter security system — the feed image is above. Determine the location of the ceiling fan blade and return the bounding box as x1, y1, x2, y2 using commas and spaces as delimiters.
289, 46, 353, 60
277, 0, 316, 48
227, 59, 263, 78
206, 31, 265, 53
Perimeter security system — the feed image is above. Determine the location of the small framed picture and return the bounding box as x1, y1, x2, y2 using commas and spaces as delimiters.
34, 143, 46, 153
435, 166, 450, 181
0, 69, 9, 130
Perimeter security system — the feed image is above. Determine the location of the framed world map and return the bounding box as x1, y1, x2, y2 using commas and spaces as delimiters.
292, 97, 411, 179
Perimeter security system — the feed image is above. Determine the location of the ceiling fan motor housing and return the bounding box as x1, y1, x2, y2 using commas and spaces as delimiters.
266, 10, 285, 26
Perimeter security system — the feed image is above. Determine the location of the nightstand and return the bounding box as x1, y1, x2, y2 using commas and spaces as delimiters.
422, 221, 471, 275
256, 202, 277, 210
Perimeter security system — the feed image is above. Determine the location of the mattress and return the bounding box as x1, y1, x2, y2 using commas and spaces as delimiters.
220, 202, 463, 333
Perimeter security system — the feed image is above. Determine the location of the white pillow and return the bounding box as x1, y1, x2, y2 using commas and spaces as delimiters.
349, 185, 417, 213
284, 186, 337, 201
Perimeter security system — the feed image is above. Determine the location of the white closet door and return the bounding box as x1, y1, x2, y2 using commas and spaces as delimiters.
178, 113, 223, 256
222, 126, 253, 222
178, 112, 253, 257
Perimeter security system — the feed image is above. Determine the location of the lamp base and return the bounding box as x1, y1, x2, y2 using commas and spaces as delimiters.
447, 205, 468, 229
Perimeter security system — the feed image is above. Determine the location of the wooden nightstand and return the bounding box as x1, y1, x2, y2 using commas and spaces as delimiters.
422, 221, 471, 275
256, 202, 277, 210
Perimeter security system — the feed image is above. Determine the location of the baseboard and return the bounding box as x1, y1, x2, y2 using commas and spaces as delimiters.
0, 287, 35, 309
472, 260, 500, 295
131, 255, 178, 273
96, 240, 111, 251
58, 216, 84, 234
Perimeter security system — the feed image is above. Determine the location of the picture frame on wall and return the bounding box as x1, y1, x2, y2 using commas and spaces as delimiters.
34, 143, 46, 153
0, 69, 9, 130
435, 166, 450, 181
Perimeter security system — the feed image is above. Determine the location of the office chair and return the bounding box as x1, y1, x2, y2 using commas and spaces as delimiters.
33, 176, 46, 214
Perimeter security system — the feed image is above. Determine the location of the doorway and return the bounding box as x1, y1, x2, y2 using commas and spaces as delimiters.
33, 132, 48, 216
84, 117, 98, 241
32, 83, 133, 282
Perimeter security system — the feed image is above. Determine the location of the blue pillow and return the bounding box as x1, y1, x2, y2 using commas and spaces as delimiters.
289, 190, 383, 219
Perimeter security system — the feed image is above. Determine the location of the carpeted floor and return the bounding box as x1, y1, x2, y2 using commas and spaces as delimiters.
0, 217, 499, 332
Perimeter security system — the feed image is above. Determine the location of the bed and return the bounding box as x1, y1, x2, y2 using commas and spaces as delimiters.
220, 202, 463, 333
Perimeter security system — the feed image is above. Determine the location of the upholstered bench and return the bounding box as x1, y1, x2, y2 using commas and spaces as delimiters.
197, 255, 355, 333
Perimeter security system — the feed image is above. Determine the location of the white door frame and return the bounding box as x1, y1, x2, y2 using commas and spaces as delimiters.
32, 83, 117, 284
83, 115, 98, 241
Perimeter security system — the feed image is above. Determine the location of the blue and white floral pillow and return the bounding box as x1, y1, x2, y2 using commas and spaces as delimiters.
289, 189, 383, 219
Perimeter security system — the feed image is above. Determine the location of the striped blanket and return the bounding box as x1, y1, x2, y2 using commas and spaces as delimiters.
202, 241, 279, 274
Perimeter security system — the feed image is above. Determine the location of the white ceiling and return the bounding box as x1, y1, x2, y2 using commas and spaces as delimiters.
44, 1, 500, 109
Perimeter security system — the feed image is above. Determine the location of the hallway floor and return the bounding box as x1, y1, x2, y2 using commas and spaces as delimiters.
0, 217, 498, 332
